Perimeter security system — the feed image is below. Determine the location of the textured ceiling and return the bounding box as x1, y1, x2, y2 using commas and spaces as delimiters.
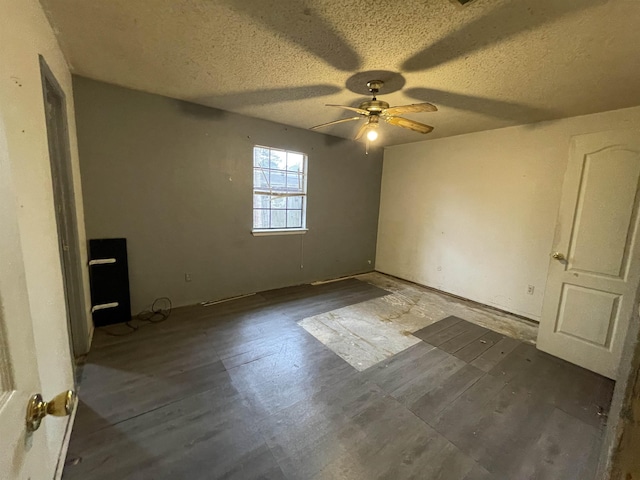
40, 0, 640, 145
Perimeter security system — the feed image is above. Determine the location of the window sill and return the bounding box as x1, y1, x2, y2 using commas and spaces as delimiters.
252, 228, 308, 237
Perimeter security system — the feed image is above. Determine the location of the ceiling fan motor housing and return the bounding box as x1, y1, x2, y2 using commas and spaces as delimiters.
359, 100, 390, 114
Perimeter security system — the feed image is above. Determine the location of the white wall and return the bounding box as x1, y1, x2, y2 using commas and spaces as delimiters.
0, 0, 91, 473
376, 106, 640, 321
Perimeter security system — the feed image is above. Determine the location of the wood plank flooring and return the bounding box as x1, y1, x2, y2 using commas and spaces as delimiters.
63, 279, 614, 480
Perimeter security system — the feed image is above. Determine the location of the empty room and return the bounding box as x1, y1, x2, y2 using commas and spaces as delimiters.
2, 0, 640, 479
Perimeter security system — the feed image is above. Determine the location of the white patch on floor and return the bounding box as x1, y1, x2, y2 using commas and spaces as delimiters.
299, 272, 538, 371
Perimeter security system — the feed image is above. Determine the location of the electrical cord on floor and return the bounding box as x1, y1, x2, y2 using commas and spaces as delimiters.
137, 297, 172, 323
102, 321, 138, 336
102, 297, 172, 336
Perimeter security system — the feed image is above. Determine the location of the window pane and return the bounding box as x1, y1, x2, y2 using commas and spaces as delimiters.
287, 196, 302, 209
287, 210, 302, 228
270, 169, 286, 190
287, 152, 304, 172
254, 168, 269, 189
253, 209, 270, 229
286, 172, 302, 192
271, 196, 286, 209
270, 149, 286, 170
254, 147, 271, 168
253, 194, 270, 208
271, 210, 286, 228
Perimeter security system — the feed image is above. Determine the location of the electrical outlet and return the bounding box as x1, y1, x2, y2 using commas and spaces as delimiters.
527, 285, 535, 295
185, 273, 192, 282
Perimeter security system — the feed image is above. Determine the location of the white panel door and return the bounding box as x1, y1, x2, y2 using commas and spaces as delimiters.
538, 130, 640, 379
0, 119, 52, 477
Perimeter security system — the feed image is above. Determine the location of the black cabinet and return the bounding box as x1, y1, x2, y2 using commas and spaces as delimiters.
88, 238, 132, 327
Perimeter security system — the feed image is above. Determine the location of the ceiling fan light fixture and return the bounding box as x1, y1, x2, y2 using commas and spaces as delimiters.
366, 128, 379, 141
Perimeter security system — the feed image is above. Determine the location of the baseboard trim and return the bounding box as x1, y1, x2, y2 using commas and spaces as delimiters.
310, 269, 376, 286
311, 275, 354, 285
87, 323, 94, 349
201, 292, 256, 307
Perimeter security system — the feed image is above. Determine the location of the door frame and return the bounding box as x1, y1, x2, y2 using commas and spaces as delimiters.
39, 55, 88, 360
597, 280, 640, 478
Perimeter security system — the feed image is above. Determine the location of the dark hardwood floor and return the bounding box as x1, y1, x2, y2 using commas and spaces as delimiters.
63, 278, 614, 480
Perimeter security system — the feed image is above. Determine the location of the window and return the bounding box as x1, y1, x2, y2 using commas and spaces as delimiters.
253, 146, 307, 233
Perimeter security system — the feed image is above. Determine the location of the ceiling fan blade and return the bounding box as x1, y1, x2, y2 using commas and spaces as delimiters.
405, 87, 557, 123
326, 104, 370, 116
354, 121, 370, 140
383, 103, 438, 116
310, 116, 362, 130
384, 116, 434, 134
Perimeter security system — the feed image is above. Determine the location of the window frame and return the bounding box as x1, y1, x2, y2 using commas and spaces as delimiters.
251, 145, 309, 236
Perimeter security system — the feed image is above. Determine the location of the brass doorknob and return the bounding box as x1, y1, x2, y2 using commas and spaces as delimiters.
552, 252, 565, 261
26, 390, 76, 433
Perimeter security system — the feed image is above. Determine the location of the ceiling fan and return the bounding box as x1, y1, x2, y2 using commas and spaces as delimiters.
310, 80, 437, 141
